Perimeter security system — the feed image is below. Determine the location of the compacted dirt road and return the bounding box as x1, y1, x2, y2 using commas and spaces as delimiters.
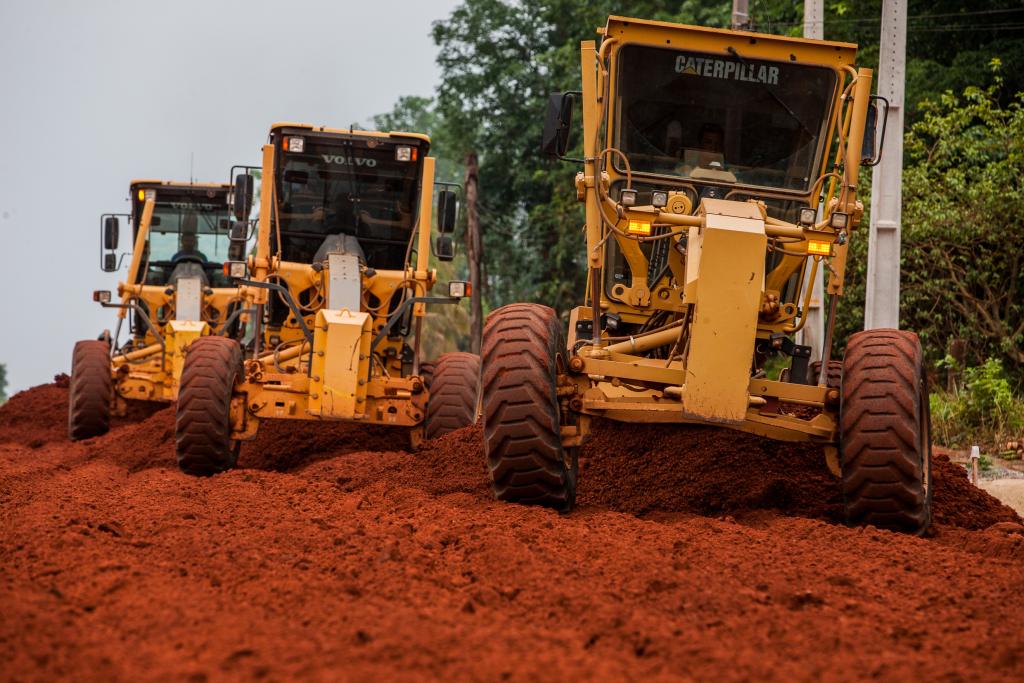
2, 379, 1023, 682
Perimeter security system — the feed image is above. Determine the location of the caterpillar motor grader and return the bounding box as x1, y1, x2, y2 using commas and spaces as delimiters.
173, 123, 480, 475
482, 16, 932, 533
68, 180, 249, 439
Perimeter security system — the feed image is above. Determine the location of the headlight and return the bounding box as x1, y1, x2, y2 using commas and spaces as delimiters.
92, 290, 111, 303
284, 136, 305, 153
829, 212, 849, 230
651, 191, 668, 208
395, 146, 417, 162
799, 207, 817, 226
619, 189, 637, 207
448, 281, 471, 298
223, 261, 247, 279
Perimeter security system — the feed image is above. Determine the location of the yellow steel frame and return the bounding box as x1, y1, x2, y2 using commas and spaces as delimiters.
562, 16, 874, 450
107, 181, 243, 406
229, 123, 439, 440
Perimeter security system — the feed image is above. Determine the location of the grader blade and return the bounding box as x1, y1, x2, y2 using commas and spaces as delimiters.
682, 199, 766, 424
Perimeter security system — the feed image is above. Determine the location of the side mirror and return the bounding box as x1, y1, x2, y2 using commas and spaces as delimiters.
103, 253, 118, 272
230, 220, 247, 242
437, 190, 457, 233
228, 220, 248, 260
233, 173, 254, 221
103, 216, 119, 250
435, 235, 454, 262
861, 95, 889, 167
541, 92, 574, 158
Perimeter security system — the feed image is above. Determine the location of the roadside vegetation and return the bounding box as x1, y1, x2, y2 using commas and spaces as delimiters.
931, 358, 1024, 456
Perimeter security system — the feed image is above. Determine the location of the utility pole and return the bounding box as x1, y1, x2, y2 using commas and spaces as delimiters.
731, 0, 749, 30
464, 152, 483, 353
798, 0, 825, 372
865, 0, 907, 329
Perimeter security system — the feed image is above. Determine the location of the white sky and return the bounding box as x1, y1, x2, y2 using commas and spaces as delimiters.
0, 0, 461, 394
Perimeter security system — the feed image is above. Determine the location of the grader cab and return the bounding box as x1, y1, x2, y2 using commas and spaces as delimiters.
68, 180, 247, 439
173, 123, 480, 475
482, 16, 932, 533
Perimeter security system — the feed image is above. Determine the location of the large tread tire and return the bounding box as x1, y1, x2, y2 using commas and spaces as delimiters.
482, 303, 577, 511
424, 352, 480, 440
840, 329, 932, 534
418, 361, 436, 391
68, 340, 113, 440
810, 359, 843, 388
175, 337, 242, 476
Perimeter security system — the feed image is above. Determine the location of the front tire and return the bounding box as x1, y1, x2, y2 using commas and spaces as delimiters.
175, 337, 242, 476
481, 304, 577, 511
68, 340, 113, 440
840, 329, 932, 534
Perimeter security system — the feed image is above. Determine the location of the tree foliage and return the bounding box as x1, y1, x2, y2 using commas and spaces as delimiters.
901, 80, 1024, 376
0, 363, 7, 404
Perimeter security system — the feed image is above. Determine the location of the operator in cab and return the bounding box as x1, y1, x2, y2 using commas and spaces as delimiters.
172, 214, 209, 263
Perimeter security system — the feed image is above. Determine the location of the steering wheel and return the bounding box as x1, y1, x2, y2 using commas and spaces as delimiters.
171, 254, 207, 267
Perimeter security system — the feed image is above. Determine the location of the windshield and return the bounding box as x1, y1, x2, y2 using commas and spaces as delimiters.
274, 134, 425, 269
133, 188, 233, 287
614, 45, 837, 192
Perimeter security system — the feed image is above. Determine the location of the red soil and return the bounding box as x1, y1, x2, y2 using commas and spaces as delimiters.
2, 382, 1023, 681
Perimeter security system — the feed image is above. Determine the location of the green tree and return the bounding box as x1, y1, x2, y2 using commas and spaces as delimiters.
0, 363, 7, 404
371, 95, 474, 357
835, 77, 1024, 383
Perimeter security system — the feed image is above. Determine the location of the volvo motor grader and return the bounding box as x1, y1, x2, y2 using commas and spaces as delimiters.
482, 16, 932, 533
69, 180, 248, 439
173, 123, 480, 475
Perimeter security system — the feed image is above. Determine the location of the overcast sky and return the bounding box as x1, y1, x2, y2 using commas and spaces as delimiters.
0, 0, 461, 394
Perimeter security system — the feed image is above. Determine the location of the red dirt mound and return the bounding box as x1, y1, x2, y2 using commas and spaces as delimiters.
931, 452, 1020, 528
0, 381, 166, 447
0, 382, 70, 447
239, 419, 406, 471
578, 421, 839, 520
298, 424, 490, 498
575, 421, 1018, 529
4, 418, 1024, 681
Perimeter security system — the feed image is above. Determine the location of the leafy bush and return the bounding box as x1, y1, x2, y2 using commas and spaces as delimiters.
929, 357, 1024, 448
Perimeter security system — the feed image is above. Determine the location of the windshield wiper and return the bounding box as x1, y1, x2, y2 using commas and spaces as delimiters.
726, 46, 815, 140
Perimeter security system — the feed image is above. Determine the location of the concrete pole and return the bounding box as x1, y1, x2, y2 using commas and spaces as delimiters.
798, 0, 825, 371
865, 0, 907, 330
732, 0, 749, 30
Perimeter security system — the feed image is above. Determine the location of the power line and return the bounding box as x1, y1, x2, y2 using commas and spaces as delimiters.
774, 7, 1024, 28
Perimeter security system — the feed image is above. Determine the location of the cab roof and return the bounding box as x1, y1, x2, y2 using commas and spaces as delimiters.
269, 122, 431, 145
603, 15, 858, 67
129, 179, 231, 191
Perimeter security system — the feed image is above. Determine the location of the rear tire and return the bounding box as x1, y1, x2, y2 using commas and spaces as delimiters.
418, 360, 436, 391
840, 329, 932, 534
424, 352, 480, 440
810, 360, 843, 388
481, 303, 577, 511
68, 340, 113, 440
175, 337, 242, 476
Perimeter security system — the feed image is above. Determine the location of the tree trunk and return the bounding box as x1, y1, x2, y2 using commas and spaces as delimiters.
464, 152, 483, 354
948, 338, 967, 392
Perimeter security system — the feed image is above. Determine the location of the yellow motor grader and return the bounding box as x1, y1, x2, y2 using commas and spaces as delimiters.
482, 16, 932, 533
68, 180, 249, 439
173, 123, 479, 475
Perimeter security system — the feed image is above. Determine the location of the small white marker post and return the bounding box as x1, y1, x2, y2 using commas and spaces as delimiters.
969, 445, 981, 485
